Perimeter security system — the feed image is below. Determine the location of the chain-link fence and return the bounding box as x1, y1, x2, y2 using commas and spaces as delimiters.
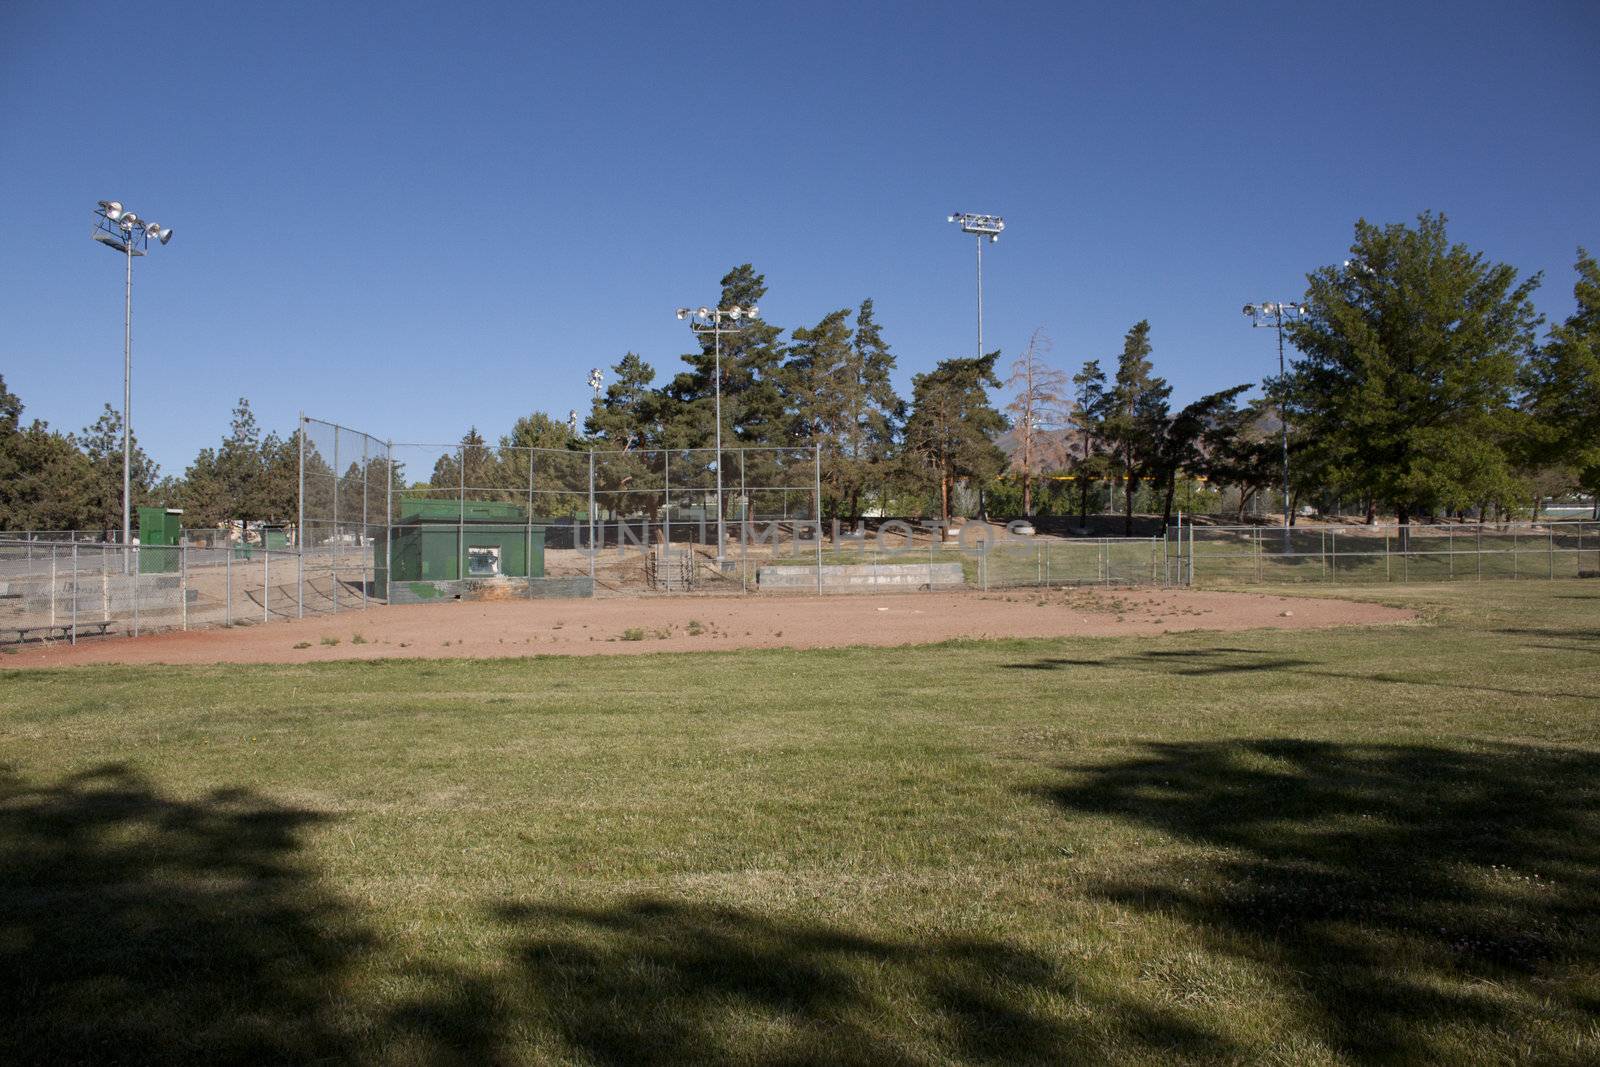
12, 412, 1594, 648
0, 539, 303, 643
1182, 520, 1600, 584
299, 417, 390, 616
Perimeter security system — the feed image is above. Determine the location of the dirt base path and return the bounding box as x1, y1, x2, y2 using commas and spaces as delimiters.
3, 587, 1414, 668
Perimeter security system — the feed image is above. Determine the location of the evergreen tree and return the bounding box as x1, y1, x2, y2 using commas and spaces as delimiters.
1286, 212, 1540, 526
1102, 321, 1171, 533
784, 300, 903, 520
845, 299, 904, 518
216, 398, 266, 524
1068, 360, 1112, 526
903, 353, 1008, 523
585, 353, 661, 519
664, 264, 787, 451
75, 404, 159, 533
1148, 385, 1252, 526
1201, 398, 1284, 521
1525, 249, 1600, 515
0, 376, 96, 530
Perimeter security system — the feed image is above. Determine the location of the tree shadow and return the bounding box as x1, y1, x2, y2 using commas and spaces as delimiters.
1041, 740, 1600, 1061
1004, 647, 1316, 677
0, 763, 369, 1063
1004, 647, 1598, 700
465, 897, 1233, 1065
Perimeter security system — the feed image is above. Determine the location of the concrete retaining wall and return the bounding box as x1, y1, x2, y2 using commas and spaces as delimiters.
388, 576, 594, 604
757, 562, 964, 592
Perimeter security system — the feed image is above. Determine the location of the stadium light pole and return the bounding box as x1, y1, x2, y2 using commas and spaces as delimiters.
1242, 300, 1307, 537
675, 304, 758, 565
947, 212, 1004, 358
91, 201, 173, 572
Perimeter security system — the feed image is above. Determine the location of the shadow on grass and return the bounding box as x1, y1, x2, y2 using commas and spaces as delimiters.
0, 766, 1234, 1063
1005, 647, 1598, 700
1042, 740, 1600, 1061
0, 763, 368, 1063
468, 897, 1231, 1065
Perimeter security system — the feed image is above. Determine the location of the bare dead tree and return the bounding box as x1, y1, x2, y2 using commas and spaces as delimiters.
1005, 327, 1071, 517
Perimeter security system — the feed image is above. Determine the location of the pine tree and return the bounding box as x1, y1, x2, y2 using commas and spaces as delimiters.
903, 353, 1009, 523
1068, 360, 1111, 526
664, 264, 786, 450
74, 404, 160, 534
1286, 212, 1540, 526
1149, 386, 1252, 526
0, 376, 97, 530
1102, 321, 1171, 534
585, 353, 661, 520
1525, 249, 1600, 515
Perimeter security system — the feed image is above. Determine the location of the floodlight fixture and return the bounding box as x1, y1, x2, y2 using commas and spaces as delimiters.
1240, 297, 1310, 536
946, 210, 1006, 358
673, 303, 761, 563
90, 198, 174, 566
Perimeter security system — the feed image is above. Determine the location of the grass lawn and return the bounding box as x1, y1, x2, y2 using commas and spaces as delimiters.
2, 581, 1597, 1064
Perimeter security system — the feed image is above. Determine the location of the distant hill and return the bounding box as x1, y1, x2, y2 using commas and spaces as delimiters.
994, 426, 1082, 471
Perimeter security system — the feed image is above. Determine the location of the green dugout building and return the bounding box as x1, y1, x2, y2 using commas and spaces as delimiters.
374, 498, 545, 592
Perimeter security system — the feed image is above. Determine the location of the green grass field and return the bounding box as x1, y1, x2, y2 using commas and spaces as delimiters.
2, 582, 1597, 1064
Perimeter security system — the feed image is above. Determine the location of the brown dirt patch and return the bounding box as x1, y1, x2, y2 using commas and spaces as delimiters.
2, 587, 1414, 668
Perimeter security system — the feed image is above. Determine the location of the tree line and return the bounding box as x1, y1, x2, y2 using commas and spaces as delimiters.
3, 214, 1595, 536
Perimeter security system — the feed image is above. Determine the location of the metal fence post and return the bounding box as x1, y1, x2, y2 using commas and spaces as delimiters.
814, 444, 823, 593
132, 549, 140, 636
1385, 528, 1391, 581
1331, 529, 1337, 581
70, 542, 78, 644
180, 541, 187, 631
297, 412, 305, 619
49, 546, 56, 629
388, 442, 396, 605
226, 542, 233, 626
264, 542, 270, 623
362, 435, 370, 610
333, 428, 342, 615
588, 450, 597, 584
1549, 526, 1555, 579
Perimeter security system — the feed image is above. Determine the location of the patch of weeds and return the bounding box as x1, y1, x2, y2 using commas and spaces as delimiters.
652, 627, 672, 640
350, 633, 368, 645
320, 636, 340, 647
292, 641, 312, 650
686, 619, 705, 636
621, 628, 646, 641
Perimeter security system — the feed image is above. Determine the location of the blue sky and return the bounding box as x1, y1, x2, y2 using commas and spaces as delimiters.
2, 0, 1597, 473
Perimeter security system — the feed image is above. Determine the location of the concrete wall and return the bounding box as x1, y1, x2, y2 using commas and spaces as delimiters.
387, 575, 593, 604
757, 562, 964, 592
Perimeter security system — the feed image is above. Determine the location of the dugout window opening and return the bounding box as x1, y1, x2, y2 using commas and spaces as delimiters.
466, 545, 502, 578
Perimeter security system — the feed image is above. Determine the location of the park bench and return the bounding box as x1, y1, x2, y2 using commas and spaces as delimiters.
2, 620, 116, 645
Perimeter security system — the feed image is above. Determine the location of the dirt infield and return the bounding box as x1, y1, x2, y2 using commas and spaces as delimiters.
3, 587, 1413, 668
